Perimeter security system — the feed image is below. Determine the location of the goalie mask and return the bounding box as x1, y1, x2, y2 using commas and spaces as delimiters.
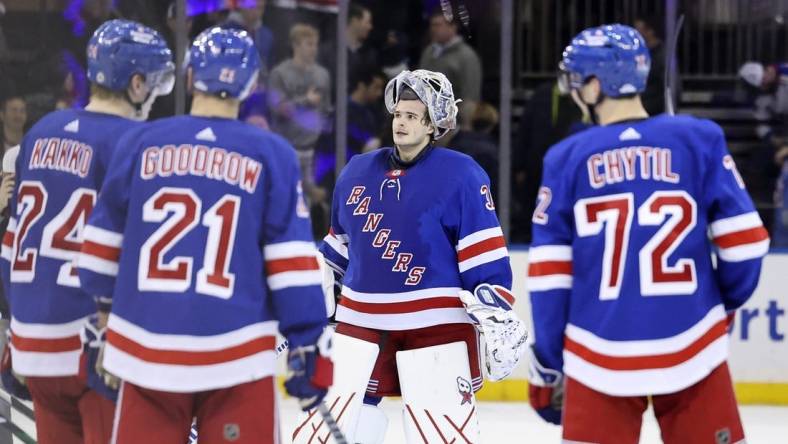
384, 69, 460, 140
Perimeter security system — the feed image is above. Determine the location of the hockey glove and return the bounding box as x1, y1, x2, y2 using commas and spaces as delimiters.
80, 315, 119, 401
1, 332, 31, 400
458, 283, 528, 381
316, 251, 339, 318
285, 328, 334, 411
527, 346, 564, 425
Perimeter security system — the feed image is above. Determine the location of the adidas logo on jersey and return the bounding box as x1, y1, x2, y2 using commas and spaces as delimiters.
63, 119, 80, 133
196, 127, 217, 142
618, 127, 641, 141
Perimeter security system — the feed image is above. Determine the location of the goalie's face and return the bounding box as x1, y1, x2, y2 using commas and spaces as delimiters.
392, 99, 434, 150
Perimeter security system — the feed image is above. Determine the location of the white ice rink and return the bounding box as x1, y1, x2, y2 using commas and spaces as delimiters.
279, 397, 788, 443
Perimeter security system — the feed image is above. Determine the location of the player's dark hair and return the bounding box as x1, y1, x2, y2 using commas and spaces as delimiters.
350, 68, 385, 93
634, 15, 664, 40
398, 86, 432, 126
349, 2, 369, 22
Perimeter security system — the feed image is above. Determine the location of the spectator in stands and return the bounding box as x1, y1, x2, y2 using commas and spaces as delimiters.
0, 95, 26, 154
320, 2, 376, 86
447, 102, 499, 196
226, 0, 274, 77
419, 9, 481, 128
269, 23, 331, 205
348, 68, 385, 155
739, 61, 788, 140
634, 15, 676, 115
511, 77, 584, 242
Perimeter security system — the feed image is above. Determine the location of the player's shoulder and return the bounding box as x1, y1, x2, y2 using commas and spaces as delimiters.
542, 126, 592, 167
431, 147, 488, 178
650, 113, 724, 138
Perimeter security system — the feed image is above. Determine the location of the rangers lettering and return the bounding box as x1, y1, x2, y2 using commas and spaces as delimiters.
382, 240, 400, 259
353, 197, 371, 215
405, 266, 425, 285
372, 229, 391, 247
392, 253, 413, 272
346, 186, 365, 205
362, 213, 383, 232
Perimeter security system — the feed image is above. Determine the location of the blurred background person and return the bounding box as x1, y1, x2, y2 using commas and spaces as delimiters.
419, 8, 481, 128
269, 23, 331, 207
0, 95, 26, 154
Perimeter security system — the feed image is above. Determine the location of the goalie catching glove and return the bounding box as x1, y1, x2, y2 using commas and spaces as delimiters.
458, 284, 528, 381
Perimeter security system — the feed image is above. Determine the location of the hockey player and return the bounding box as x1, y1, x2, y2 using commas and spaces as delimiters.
305, 69, 527, 443
0, 20, 174, 444
526, 24, 770, 443
77, 27, 332, 443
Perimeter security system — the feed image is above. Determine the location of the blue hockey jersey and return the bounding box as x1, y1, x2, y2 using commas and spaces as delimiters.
0, 109, 137, 377
320, 147, 513, 331
527, 115, 769, 396
77, 116, 327, 392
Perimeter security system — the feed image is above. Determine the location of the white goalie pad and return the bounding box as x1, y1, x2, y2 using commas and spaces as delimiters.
292, 333, 379, 444
396, 342, 480, 444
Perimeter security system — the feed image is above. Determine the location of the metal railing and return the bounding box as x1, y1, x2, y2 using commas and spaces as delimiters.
516, 0, 787, 86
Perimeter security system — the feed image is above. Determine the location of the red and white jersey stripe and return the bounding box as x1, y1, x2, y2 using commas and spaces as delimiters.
526, 245, 573, 291
263, 241, 322, 291
10, 316, 87, 377
456, 227, 508, 273
0, 217, 16, 262
563, 305, 729, 396
78, 225, 123, 276
336, 286, 472, 330
710, 212, 770, 262
104, 314, 278, 392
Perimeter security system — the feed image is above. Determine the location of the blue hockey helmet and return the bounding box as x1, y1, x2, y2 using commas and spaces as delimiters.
87, 19, 175, 95
188, 27, 261, 101
561, 24, 650, 98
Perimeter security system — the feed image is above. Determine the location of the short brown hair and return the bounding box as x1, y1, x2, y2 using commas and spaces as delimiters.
90, 83, 125, 100
289, 23, 319, 46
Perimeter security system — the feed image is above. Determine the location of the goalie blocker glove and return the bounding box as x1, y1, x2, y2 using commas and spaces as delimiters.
285, 328, 334, 411
458, 283, 528, 381
527, 346, 564, 425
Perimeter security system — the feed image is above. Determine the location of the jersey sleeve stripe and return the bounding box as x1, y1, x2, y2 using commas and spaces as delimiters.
528, 260, 573, 277
2, 230, 13, 248
11, 334, 82, 353
11, 316, 87, 338
457, 235, 507, 262
264, 241, 318, 260
713, 226, 769, 248
266, 256, 320, 275
6, 217, 17, 232
83, 225, 123, 248
267, 270, 322, 291
716, 239, 771, 262
526, 275, 573, 291
77, 254, 118, 277
0, 244, 11, 261
458, 247, 509, 273
528, 245, 572, 262
456, 226, 504, 251
81, 240, 121, 262
323, 233, 349, 259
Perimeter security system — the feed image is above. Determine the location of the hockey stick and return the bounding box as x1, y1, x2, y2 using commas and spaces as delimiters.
664, 14, 685, 116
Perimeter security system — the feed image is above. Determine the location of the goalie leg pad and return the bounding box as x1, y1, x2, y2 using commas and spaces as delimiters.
352, 403, 389, 444
396, 342, 481, 444
291, 332, 379, 444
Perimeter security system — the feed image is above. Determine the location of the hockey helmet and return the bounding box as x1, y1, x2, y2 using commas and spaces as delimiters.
561, 24, 650, 97
188, 26, 261, 101
87, 19, 175, 95
384, 69, 460, 139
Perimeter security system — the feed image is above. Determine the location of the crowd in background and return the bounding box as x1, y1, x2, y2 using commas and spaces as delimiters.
0, 0, 786, 246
